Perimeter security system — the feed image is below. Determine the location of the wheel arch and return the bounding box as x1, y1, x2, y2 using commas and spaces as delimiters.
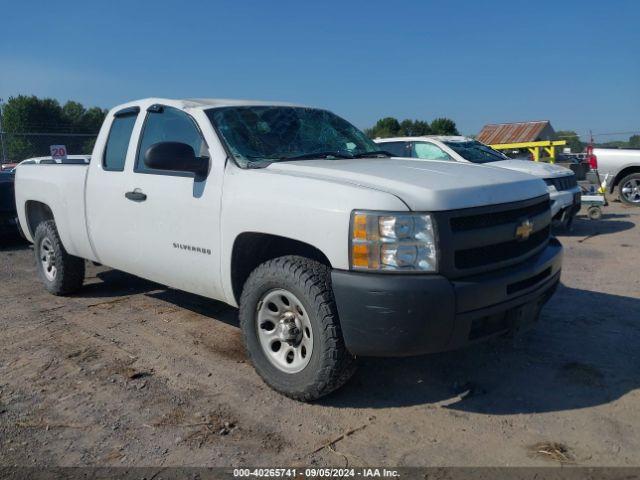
230, 232, 332, 305
610, 165, 640, 193
24, 200, 55, 239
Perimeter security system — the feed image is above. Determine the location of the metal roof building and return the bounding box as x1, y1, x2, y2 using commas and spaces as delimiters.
477, 120, 556, 145
476, 120, 566, 162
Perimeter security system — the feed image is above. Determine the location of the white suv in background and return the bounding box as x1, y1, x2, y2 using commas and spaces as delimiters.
375, 136, 582, 227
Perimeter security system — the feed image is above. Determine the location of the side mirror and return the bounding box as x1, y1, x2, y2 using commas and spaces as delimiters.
144, 142, 209, 177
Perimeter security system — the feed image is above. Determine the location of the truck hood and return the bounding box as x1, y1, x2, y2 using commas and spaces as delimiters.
266, 158, 548, 211
487, 159, 573, 179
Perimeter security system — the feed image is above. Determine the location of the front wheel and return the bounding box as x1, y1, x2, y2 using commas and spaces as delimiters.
239, 256, 356, 401
34, 220, 85, 295
618, 173, 640, 205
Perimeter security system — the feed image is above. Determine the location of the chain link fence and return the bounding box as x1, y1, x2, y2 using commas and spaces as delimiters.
0, 132, 98, 165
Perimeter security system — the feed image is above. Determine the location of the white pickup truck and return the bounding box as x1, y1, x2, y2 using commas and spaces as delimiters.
591, 147, 640, 205
15, 98, 563, 400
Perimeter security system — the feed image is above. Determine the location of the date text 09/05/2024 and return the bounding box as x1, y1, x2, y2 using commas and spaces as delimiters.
233, 468, 400, 478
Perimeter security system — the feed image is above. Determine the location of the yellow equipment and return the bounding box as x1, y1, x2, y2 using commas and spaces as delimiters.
488, 140, 567, 163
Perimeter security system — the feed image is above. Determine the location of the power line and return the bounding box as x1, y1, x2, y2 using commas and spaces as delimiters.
590, 130, 640, 137
556, 130, 640, 139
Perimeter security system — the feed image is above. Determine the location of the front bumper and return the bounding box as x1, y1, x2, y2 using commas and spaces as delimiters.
549, 187, 581, 218
332, 238, 563, 357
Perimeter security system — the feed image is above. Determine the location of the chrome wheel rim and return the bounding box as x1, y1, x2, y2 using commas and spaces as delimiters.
256, 289, 313, 374
40, 237, 57, 281
621, 179, 640, 203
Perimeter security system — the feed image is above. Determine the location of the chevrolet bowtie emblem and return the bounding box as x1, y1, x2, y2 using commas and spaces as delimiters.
515, 219, 534, 241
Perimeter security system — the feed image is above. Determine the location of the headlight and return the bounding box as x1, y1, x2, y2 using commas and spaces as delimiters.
350, 211, 437, 272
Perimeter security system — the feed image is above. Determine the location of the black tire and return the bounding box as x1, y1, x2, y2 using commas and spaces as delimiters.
34, 220, 85, 295
239, 256, 356, 401
617, 172, 640, 206
587, 206, 602, 220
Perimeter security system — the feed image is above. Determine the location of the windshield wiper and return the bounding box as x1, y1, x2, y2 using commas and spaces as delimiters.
244, 150, 390, 166
242, 155, 280, 169
245, 160, 274, 169
280, 151, 354, 161
352, 150, 393, 158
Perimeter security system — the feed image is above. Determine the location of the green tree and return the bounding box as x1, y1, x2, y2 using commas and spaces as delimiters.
366, 117, 437, 138
62, 101, 86, 131
365, 117, 402, 138
83, 137, 98, 153
2, 95, 106, 160
5, 136, 34, 161
628, 134, 640, 149
399, 119, 431, 136
413, 120, 432, 136
596, 140, 628, 148
366, 116, 459, 138
399, 119, 414, 136
430, 117, 459, 135
81, 107, 108, 133
555, 130, 584, 153
3, 95, 63, 133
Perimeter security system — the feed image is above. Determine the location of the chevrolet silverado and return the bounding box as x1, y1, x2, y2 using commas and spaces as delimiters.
15, 98, 562, 400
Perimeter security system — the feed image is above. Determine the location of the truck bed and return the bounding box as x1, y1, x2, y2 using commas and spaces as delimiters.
15, 163, 97, 261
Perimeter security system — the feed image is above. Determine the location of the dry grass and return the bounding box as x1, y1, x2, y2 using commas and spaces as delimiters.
529, 442, 575, 464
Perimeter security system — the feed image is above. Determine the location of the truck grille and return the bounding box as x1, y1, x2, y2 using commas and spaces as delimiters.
450, 200, 549, 232
433, 195, 551, 278
455, 226, 550, 269
544, 175, 577, 191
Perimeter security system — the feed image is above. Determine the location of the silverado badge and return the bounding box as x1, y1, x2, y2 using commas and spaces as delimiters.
515, 219, 534, 241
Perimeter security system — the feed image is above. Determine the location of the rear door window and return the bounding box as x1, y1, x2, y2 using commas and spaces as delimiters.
103, 109, 139, 171
379, 141, 411, 157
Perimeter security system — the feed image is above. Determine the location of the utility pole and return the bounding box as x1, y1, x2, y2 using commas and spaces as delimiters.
0, 98, 7, 164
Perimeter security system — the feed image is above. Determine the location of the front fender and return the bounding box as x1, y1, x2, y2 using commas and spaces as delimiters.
219, 166, 408, 306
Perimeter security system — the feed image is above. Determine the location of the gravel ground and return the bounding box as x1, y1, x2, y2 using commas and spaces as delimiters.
0, 203, 639, 468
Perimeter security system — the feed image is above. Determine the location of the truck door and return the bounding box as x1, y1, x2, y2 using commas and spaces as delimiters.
85, 106, 144, 274
122, 104, 223, 299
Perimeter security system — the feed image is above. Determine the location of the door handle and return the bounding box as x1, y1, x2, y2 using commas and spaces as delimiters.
125, 190, 147, 202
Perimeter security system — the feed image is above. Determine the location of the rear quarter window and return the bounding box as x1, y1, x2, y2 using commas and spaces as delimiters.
413, 142, 453, 161
103, 111, 138, 171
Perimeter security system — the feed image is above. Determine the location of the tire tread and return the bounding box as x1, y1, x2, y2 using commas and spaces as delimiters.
239, 255, 356, 401
34, 220, 85, 295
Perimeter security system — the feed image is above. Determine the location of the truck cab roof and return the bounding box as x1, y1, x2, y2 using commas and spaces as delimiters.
110, 97, 303, 114
378, 135, 473, 143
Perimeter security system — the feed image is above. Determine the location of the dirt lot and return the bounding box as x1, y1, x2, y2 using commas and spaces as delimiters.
1, 203, 639, 468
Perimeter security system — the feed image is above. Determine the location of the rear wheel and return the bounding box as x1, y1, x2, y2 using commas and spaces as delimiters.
239, 256, 356, 401
34, 220, 85, 295
618, 173, 640, 205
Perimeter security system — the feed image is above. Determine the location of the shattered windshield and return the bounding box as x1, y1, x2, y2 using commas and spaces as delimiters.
443, 140, 508, 164
206, 106, 382, 167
